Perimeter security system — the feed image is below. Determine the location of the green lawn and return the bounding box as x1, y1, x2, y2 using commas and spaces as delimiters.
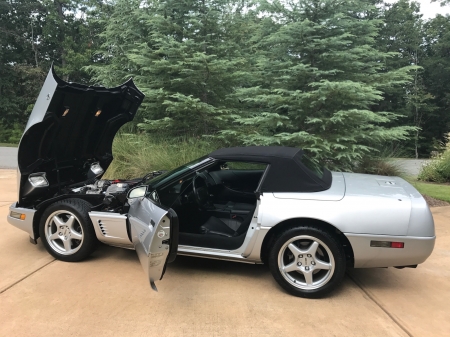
409, 181, 450, 203
0, 143, 18, 147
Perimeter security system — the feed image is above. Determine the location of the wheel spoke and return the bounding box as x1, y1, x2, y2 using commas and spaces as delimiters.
70, 230, 83, 241
315, 258, 331, 270
287, 243, 303, 256
283, 261, 298, 273
52, 215, 65, 227
49, 232, 60, 241
302, 270, 314, 286
66, 215, 75, 229
62, 239, 72, 252
306, 241, 319, 256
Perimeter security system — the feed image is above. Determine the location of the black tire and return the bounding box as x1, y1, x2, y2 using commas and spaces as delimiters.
268, 226, 346, 298
39, 198, 98, 262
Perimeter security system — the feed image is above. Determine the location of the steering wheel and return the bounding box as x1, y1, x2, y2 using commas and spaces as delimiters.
192, 173, 210, 207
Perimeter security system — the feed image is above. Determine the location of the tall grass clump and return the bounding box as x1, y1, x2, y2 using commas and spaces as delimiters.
418, 133, 450, 183
353, 147, 405, 177
104, 133, 220, 179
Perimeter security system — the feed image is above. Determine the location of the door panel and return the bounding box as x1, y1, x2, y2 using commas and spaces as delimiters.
128, 197, 178, 290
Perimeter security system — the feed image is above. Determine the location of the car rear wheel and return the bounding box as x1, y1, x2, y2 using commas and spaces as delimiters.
268, 226, 346, 298
39, 199, 97, 262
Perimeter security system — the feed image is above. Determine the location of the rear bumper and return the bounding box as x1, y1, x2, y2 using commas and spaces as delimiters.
6, 203, 37, 240
345, 233, 435, 268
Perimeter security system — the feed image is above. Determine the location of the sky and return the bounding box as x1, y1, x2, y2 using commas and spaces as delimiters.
386, 0, 450, 19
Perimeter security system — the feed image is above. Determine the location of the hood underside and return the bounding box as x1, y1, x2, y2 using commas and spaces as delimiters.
18, 66, 145, 206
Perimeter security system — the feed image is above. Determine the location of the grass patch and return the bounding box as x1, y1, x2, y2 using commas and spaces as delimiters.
0, 143, 18, 147
409, 180, 450, 203
104, 133, 220, 179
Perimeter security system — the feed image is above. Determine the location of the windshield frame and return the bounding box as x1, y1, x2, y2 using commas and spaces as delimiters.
141, 156, 214, 190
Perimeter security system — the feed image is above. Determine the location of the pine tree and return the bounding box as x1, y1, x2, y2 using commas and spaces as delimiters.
88, 0, 255, 135
220, 0, 416, 169
422, 14, 450, 154
376, 0, 438, 157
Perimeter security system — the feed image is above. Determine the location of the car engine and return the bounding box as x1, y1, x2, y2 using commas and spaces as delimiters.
70, 179, 138, 212
66, 171, 166, 213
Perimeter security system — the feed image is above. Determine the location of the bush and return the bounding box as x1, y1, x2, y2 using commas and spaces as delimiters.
0, 123, 23, 144
418, 134, 450, 183
353, 148, 405, 177
104, 133, 220, 179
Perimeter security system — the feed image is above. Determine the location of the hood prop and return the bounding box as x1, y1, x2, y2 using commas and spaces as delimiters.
54, 158, 62, 194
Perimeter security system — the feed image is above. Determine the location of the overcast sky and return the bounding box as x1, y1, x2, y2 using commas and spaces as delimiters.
385, 0, 450, 19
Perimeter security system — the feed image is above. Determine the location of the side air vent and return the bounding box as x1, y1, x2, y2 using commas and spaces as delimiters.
88, 211, 133, 249
98, 220, 108, 236
139, 229, 146, 239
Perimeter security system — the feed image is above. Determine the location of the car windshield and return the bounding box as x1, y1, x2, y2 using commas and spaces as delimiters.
300, 154, 324, 179
142, 156, 212, 188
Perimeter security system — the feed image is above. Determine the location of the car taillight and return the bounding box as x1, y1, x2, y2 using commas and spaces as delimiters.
370, 240, 404, 248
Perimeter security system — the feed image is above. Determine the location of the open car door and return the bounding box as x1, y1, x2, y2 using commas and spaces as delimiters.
128, 188, 179, 291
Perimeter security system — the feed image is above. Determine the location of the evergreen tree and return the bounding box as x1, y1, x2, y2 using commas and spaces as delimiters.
376, 0, 438, 157
220, 0, 415, 169
88, 0, 256, 135
422, 14, 450, 153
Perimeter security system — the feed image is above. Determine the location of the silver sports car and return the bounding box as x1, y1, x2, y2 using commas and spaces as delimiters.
7, 67, 436, 298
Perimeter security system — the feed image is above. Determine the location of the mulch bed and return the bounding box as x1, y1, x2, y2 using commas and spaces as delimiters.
422, 195, 450, 207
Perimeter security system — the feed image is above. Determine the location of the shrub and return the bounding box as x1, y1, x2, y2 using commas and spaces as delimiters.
418, 134, 450, 183
353, 148, 405, 177
104, 133, 220, 179
0, 123, 23, 144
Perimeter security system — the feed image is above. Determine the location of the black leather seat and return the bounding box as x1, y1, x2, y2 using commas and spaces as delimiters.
200, 206, 256, 237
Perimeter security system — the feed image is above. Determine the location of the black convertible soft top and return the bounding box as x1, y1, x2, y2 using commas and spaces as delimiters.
209, 146, 332, 193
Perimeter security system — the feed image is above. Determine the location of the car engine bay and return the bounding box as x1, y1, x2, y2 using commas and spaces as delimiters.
65, 171, 167, 214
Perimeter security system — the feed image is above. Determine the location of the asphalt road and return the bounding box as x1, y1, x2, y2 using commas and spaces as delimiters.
0, 147, 18, 169
1, 168, 449, 337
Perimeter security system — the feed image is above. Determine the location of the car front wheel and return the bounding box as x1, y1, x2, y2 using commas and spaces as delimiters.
39, 199, 97, 262
268, 226, 346, 298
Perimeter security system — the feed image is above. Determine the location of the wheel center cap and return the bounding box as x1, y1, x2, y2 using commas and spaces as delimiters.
63, 228, 70, 236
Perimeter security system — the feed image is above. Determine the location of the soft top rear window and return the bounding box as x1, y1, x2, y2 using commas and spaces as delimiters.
299, 154, 324, 179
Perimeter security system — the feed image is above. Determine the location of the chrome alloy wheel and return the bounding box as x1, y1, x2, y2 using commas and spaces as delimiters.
278, 235, 335, 290
44, 210, 84, 255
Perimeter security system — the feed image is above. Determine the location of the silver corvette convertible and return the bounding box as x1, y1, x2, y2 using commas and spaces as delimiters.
7, 67, 436, 298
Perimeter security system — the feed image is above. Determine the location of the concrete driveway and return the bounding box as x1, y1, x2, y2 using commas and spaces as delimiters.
0, 169, 448, 337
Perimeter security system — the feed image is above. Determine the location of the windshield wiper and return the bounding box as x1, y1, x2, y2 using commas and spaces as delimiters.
140, 170, 167, 183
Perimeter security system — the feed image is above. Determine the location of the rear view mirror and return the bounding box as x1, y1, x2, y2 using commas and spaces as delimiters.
127, 186, 147, 199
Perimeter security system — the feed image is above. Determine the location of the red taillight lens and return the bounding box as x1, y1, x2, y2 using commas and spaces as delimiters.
370, 241, 405, 248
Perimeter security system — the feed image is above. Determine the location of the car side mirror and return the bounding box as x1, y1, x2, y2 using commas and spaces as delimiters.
127, 186, 147, 199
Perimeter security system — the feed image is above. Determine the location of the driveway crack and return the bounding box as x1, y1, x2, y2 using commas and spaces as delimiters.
0, 259, 56, 294
347, 272, 413, 337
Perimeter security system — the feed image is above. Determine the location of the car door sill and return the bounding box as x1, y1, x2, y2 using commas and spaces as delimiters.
178, 245, 262, 264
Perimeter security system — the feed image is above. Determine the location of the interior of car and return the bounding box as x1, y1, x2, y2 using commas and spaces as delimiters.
152, 161, 267, 250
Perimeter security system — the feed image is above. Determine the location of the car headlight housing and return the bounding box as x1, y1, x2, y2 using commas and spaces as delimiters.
28, 173, 49, 187
90, 162, 104, 176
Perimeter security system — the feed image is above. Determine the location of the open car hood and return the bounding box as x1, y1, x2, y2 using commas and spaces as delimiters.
17, 66, 145, 206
